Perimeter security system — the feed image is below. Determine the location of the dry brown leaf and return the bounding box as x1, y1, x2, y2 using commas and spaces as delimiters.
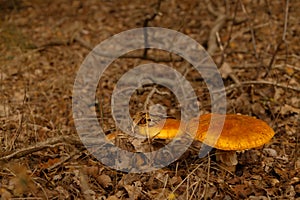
251, 102, 266, 118
280, 104, 300, 115
124, 184, 142, 200
39, 158, 61, 169
232, 184, 252, 198
232, 93, 251, 113
274, 88, 285, 102
79, 169, 93, 200
118, 173, 140, 187
96, 174, 112, 189
0, 188, 12, 200
106, 196, 119, 200
9, 164, 37, 196
0, 104, 9, 117
219, 62, 233, 79
84, 166, 99, 176
147, 188, 172, 199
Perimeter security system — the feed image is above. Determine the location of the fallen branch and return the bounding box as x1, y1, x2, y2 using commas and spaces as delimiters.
0, 135, 82, 162
142, 0, 163, 57
224, 80, 300, 93
206, 0, 238, 56
69, 35, 183, 62
207, 14, 227, 55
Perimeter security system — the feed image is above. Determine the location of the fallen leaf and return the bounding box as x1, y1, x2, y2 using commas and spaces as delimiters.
39, 158, 61, 169
280, 104, 300, 115
9, 164, 36, 196
106, 196, 119, 200
124, 184, 142, 200
96, 174, 112, 189
0, 188, 12, 200
219, 62, 233, 79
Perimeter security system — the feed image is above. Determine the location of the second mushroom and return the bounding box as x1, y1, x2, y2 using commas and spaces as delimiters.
138, 113, 275, 171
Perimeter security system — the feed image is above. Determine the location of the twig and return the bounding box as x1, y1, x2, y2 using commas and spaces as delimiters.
206, 0, 228, 55
9, 112, 23, 151
207, 14, 227, 55
143, 0, 163, 57
230, 22, 270, 42
203, 154, 211, 200
215, 30, 224, 53
274, 64, 300, 72
216, 32, 242, 89
32, 179, 49, 200
143, 86, 170, 112
172, 161, 205, 194
206, 0, 220, 17
74, 35, 182, 62
282, 0, 289, 41
143, 86, 169, 124
188, 181, 199, 200
239, 0, 259, 60
0, 135, 82, 162
264, 0, 290, 78
143, 85, 157, 111
222, 80, 300, 93
38, 35, 182, 62
263, 40, 283, 78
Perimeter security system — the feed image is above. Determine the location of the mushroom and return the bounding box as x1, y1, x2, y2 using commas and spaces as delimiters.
138, 118, 184, 139
187, 113, 275, 171
136, 113, 275, 171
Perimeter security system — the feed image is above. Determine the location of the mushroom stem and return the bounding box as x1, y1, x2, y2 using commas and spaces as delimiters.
215, 150, 238, 171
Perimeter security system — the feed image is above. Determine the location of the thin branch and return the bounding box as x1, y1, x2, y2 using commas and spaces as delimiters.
203, 154, 211, 200
223, 80, 300, 93
39, 35, 183, 62
274, 64, 300, 72
0, 136, 82, 162
172, 161, 205, 194
264, 0, 290, 78
73, 34, 183, 62
239, 0, 259, 60
143, 85, 158, 111
207, 15, 227, 55
143, 0, 163, 57
282, 0, 289, 41
263, 40, 283, 78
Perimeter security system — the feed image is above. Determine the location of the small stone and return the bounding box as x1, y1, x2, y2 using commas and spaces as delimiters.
263, 148, 277, 157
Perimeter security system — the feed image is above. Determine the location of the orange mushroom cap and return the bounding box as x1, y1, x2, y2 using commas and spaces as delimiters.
187, 113, 275, 151
138, 119, 184, 139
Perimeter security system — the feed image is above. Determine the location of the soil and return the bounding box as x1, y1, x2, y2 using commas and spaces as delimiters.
0, 0, 299, 199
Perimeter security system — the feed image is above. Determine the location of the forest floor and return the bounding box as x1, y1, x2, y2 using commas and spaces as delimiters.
0, 0, 299, 199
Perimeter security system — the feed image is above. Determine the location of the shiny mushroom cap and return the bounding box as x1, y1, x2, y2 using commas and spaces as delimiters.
187, 113, 275, 151
138, 119, 184, 139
